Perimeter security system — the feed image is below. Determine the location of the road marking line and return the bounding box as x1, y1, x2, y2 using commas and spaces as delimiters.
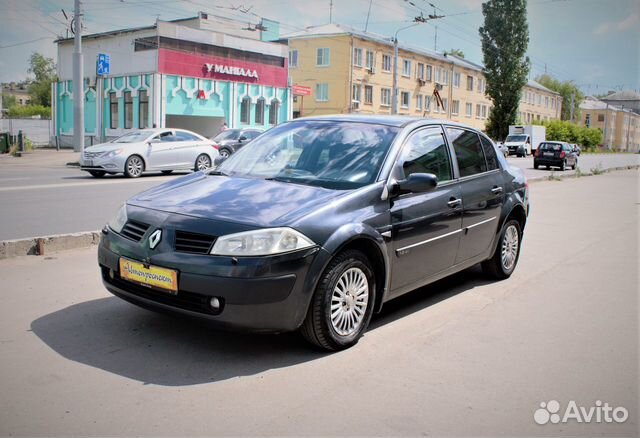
0, 176, 175, 192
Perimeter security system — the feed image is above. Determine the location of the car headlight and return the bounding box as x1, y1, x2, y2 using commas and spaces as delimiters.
108, 204, 128, 233
104, 149, 123, 158
210, 227, 315, 256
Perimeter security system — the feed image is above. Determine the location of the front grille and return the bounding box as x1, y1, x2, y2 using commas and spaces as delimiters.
101, 266, 221, 315
175, 230, 216, 254
84, 151, 104, 159
120, 220, 150, 242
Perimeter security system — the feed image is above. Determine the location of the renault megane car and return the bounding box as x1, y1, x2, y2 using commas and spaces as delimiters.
98, 116, 529, 350
80, 128, 217, 178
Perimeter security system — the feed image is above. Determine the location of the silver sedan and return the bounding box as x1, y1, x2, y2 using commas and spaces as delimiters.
80, 129, 219, 178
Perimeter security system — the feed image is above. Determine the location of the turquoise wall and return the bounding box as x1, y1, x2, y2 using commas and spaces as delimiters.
236, 83, 288, 129
165, 75, 229, 119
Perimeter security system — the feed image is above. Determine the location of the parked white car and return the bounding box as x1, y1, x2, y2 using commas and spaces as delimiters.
80, 129, 218, 178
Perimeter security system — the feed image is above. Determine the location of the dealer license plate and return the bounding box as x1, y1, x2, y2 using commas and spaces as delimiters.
119, 258, 178, 294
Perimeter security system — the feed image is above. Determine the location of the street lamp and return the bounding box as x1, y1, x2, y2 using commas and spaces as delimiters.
392, 23, 420, 115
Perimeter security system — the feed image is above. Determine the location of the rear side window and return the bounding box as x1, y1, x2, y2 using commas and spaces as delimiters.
446, 128, 487, 177
399, 126, 453, 182
479, 135, 499, 170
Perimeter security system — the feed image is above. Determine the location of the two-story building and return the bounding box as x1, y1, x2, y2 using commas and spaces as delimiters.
53, 13, 291, 147
285, 23, 561, 133
579, 96, 640, 151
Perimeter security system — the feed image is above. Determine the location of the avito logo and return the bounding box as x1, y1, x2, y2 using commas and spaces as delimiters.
534, 400, 628, 425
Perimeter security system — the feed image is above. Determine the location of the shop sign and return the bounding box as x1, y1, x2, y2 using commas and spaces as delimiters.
204, 63, 259, 79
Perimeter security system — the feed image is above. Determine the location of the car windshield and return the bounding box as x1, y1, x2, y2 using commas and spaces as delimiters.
506, 135, 527, 142
212, 129, 241, 142
112, 131, 154, 143
217, 121, 400, 190
539, 143, 562, 151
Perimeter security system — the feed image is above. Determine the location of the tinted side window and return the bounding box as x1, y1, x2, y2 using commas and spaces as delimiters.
399, 126, 453, 182
447, 128, 487, 177
480, 135, 499, 170
244, 131, 261, 140
175, 131, 199, 141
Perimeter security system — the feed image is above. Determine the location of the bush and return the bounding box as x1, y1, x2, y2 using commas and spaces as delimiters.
6, 104, 51, 119
539, 119, 602, 149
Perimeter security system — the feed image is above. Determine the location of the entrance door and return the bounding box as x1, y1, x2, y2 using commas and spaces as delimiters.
389, 125, 463, 292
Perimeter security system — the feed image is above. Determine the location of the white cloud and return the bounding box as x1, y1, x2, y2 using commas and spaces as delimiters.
594, 13, 639, 35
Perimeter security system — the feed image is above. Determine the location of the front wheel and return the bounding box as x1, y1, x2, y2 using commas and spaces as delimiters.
300, 250, 375, 351
124, 155, 144, 178
218, 148, 232, 159
482, 219, 522, 279
194, 154, 212, 172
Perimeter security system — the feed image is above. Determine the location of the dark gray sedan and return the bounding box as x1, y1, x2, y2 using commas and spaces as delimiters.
99, 115, 529, 350
534, 141, 578, 170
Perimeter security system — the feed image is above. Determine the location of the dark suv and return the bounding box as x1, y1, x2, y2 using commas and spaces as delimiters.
211, 128, 263, 158
99, 116, 529, 351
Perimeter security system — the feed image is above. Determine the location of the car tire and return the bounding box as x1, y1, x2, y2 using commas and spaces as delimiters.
161, 170, 173, 175
219, 148, 232, 159
572, 160, 577, 170
88, 170, 106, 178
124, 155, 144, 178
194, 154, 212, 172
300, 250, 376, 351
559, 160, 566, 171
481, 219, 522, 280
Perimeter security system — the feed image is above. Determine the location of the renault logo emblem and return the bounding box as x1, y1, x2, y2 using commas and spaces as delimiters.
148, 229, 162, 249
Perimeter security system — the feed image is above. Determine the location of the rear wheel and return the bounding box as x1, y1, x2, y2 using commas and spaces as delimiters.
88, 170, 105, 178
194, 154, 211, 172
124, 155, 144, 178
301, 250, 375, 351
482, 219, 522, 279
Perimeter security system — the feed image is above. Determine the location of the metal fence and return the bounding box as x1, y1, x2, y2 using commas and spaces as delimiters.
0, 118, 53, 146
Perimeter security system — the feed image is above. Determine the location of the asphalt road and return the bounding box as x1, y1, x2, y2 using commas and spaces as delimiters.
0, 150, 638, 240
0, 170, 637, 436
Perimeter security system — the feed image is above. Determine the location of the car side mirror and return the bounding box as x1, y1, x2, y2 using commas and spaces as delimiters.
394, 173, 438, 196
238, 135, 247, 142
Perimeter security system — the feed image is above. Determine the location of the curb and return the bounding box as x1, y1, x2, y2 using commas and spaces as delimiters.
0, 231, 101, 260
526, 164, 639, 184
0, 165, 638, 260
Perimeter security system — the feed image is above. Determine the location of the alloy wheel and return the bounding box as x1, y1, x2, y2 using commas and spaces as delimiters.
501, 225, 519, 271
330, 267, 369, 336
196, 154, 211, 171
126, 156, 143, 177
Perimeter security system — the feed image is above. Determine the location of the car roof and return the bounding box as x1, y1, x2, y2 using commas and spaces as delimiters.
290, 114, 476, 130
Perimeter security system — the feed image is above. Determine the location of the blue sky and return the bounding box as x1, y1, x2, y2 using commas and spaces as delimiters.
0, 0, 638, 95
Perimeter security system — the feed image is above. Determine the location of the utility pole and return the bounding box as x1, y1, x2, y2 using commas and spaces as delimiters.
72, 0, 84, 153
329, 0, 333, 24
434, 25, 438, 51
364, 0, 373, 32
603, 102, 609, 149
392, 13, 443, 114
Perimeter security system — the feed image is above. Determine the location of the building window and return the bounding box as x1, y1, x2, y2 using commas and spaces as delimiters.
476, 103, 481, 119
545, 96, 549, 108
453, 72, 460, 88
443, 69, 449, 85
269, 100, 279, 125
426, 65, 432, 81
425, 96, 432, 112
315, 83, 329, 102
316, 48, 330, 66
382, 54, 392, 72
598, 114, 605, 122
537, 94, 542, 105
417, 63, 424, 80
255, 97, 265, 124
477, 78, 483, 93
441, 98, 448, 112
289, 49, 298, 68
352, 84, 361, 108
366, 50, 374, 69
435, 67, 441, 83
452, 100, 460, 115
401, 91, 410, 108
481, 105, 488, 118
364, 85, 373, 104
402, 60, 411, 77
124, 91, 133, 129
381, 88, 391, 106
109, 92, 118, 129
240, 96, 251, 124
138, 90, 149, 129
416, 94, 423, 110
467, 75, 474, 91
353, 48, 363, 67
465, 102, 472, 117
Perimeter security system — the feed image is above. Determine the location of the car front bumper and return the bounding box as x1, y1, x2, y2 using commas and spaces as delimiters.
98, 227, 330, 333
80, 155, 126, 173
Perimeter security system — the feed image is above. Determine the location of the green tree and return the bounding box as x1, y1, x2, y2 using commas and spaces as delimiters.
535, 74, 584, 122
446, 49, 465, 58
480, 0, 531, 139
27, 52, 56, 107
1, 94, 17, 109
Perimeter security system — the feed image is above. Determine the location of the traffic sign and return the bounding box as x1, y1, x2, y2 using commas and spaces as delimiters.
292, 85, 311, 96
96, 54, 110, 76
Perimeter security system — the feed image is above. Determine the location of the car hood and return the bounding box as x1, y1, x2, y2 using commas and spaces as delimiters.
128, 173, 347, 227
84, 141, 141, 153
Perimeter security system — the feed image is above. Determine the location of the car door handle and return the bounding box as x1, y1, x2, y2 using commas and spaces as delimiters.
491, 186, 503, 194
447, 198, 462, 208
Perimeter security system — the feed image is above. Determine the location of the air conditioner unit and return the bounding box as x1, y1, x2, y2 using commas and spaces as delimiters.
367, 67, 375, 75
435, 82, 444, 91
352, 100, 360, 110
417, 78, 426, 86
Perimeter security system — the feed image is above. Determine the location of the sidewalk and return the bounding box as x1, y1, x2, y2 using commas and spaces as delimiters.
0, 148, 80, 168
